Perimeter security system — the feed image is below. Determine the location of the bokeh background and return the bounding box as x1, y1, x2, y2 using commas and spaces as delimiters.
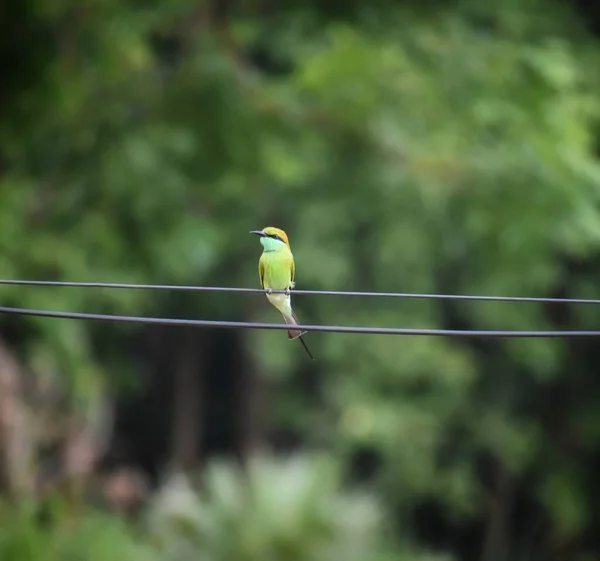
2, 0, 600, 559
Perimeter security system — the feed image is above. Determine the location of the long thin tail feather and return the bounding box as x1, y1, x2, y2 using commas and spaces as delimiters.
298, 336, 314, 361
281, 311, 314, 360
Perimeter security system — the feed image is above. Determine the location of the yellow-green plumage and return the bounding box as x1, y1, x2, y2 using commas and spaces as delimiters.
259, 249, 294, 293
250, 226, 314, 360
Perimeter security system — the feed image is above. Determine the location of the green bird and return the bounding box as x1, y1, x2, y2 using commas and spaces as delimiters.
250, 226, 314, 360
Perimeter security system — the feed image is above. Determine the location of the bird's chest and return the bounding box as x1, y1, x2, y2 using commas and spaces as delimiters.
262, 252, 292, 288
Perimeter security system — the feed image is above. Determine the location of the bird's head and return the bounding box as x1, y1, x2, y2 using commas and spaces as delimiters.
250, 227, 290, 251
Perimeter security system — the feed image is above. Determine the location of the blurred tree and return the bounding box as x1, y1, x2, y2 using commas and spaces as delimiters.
2, 0, 600, 560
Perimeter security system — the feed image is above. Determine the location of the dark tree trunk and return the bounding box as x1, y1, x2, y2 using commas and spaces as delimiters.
234, 330, 266, 464
170, 328, 205, 472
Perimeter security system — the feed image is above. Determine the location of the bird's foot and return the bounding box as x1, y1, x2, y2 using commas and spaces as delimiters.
265, 288, 273, 295
284, 288, 291, 296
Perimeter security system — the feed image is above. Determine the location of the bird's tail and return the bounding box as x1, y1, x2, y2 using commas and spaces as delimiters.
280, 309, 305, 340
280, 310, 314, 360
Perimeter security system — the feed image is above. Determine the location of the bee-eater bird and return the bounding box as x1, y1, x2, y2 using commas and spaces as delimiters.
250, 227, 314, 360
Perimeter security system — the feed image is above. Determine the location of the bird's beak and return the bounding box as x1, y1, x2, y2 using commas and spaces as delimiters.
249, 230, 267, 237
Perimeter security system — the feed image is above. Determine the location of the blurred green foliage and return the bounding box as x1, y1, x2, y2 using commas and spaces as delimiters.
0, 456, 444, 561
147, 455, 387, 561
0, 499, 157, 561
3, 0, 600, 559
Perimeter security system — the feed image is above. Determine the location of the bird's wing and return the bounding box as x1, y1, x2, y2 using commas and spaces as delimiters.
289, 253, 296, 289
258, 253, 266, 289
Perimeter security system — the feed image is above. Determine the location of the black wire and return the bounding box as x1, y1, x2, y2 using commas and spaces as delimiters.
0, 305, 598, 337
0, 279, 598, 305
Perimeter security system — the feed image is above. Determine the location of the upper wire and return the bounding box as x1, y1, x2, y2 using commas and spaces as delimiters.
0, 279, 598, 305
0, 305, 598, 337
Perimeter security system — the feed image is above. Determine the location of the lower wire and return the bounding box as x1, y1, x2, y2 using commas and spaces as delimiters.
0, 306, 598, 337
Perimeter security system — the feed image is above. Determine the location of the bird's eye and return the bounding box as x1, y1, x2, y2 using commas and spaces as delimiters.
272, 234, 280, 240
